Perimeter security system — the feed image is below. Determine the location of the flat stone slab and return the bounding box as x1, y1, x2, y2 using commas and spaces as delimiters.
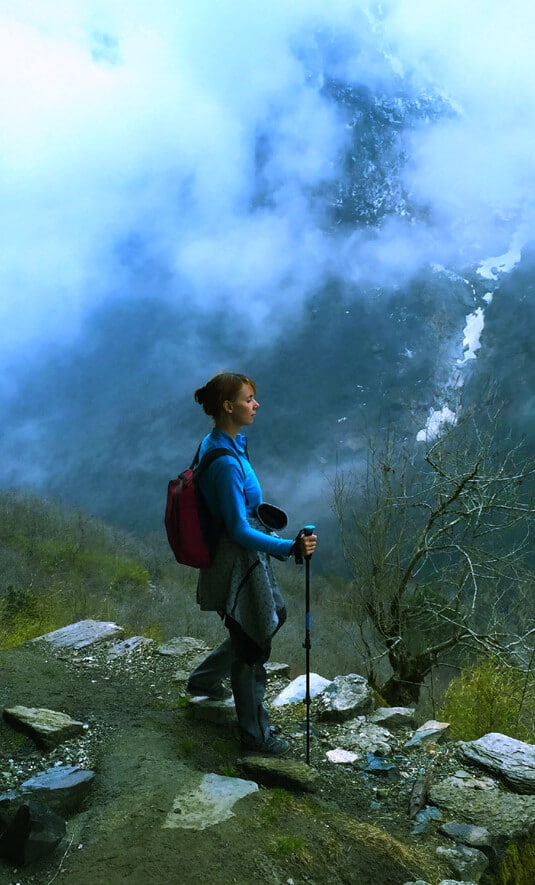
439, 822, 493, 850
30, 620, 123, 649
3, 706, 87, 750
163, 773, 258, 830
369, 707, 417, 730
238, 756, 318, 792
459, 732, 535, 794
188, 696, 237, 727
157, 637, 209, 657
404, 720, 450, 749
107, 637, 154, 659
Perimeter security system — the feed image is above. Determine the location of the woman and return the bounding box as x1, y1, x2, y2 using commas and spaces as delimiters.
186, 371, 317, 755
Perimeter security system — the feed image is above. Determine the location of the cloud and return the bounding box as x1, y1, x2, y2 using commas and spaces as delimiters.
1, 0, 534, 366
382, 0, 535, 254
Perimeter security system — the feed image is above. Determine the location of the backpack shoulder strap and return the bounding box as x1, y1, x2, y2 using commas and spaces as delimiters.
195, 447, 246, 479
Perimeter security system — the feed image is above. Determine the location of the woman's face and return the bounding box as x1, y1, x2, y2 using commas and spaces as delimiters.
226, 383, 259, 428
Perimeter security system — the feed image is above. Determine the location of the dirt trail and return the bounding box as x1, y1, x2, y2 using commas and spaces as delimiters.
0, 641, 446, 885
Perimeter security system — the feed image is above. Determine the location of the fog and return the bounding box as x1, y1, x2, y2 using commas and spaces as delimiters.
1, 0, 534, 536
3, 1, 534, 354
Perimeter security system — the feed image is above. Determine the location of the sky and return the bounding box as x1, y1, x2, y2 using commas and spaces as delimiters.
2, 0, 535, 375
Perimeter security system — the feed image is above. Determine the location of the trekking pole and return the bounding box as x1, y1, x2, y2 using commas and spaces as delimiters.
298, 524, 316, 765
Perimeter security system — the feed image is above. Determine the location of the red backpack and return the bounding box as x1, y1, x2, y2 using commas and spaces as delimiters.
164, 446, 240, 568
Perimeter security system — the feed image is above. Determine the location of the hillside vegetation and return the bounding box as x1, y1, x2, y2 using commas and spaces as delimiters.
0, 490, 354, 678
1, 487, 533, 743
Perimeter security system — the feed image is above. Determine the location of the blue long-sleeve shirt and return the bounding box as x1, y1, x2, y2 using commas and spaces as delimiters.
197, 428, 293, 558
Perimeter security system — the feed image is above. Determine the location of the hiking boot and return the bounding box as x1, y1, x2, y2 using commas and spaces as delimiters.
240, 734, 290, 756
187, 681, 233, 701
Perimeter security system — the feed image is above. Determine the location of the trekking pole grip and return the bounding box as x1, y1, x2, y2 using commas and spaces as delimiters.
294, 524, 316, 565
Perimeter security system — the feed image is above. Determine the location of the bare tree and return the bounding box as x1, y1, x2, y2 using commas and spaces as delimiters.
333, 414, 535, 705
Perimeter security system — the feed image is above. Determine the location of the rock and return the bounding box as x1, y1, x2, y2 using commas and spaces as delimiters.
0, 800, 66, 865
438, 881, 479, 885
404, 720, 450, 749
157, 637, 209, 657
435, 844, 489, 882
430, 774, 535, 845
326, 748, 360, 764
370, 706, 417, 729
445, 769, 497, 791
188, 695, 237, 727
439, 822, 493, 851
107, 636, 154, 659
459, 732, 535, 794
331, 722, 394, 756
363, 755, 400, 781
238, 756, 318, 792
163, 773, 258, 830
3, 706, 88, 750
30, 619, 123, 649
265, 661, 290, 679
409, 769, 433, 819
271, 673, 331, 707
20, 764, 95, 815
315, 674, 374, 722
402, 881, 432, 885
411, 805, 441, 835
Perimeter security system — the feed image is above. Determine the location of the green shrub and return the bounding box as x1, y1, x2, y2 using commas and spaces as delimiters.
439, 657, 534, 741
108, 560, 150, 594
0, 588, 63, 648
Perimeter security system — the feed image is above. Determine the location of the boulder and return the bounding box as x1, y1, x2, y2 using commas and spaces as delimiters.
459, 732, 535, 794
315, 674, 374, 722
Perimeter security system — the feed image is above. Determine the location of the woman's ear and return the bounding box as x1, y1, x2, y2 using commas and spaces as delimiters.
223, 399, 233, 414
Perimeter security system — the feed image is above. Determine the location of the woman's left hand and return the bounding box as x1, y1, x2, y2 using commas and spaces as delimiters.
291, 532, 317, 559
